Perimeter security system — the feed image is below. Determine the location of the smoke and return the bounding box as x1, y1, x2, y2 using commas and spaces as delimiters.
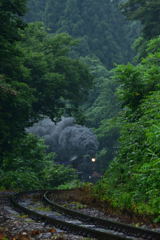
27, 117, 98, 164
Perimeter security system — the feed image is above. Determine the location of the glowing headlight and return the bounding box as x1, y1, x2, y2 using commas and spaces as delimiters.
91, 158, 96, 162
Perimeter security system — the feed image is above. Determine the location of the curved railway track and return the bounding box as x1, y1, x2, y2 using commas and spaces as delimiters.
9, 190, 160, 240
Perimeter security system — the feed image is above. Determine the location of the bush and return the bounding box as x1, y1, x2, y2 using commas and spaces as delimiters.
0, 134, 77, 190
0, 170, 41, 190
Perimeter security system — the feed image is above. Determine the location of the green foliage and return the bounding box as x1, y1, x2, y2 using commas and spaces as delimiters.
0, 71, 34, 161
25, 0, 138, 68
121, 0, 160, 39
56, 180, 83, 190
57, 181, 92, 190
0, 15, 92, 161
19, 22, 92, 120
0, 170, 41, 190
94, 118, 120, 172
0, 0, 27, 77
2, 134, 54, 171
25, 0, 45, 22
42, 162, 77, 188
120, 0, 160, 61
81, 57, 120, 173
115, 38, 160, 111
0, 134, 77, 190
0, 0, 35, 159
83, 57, 119, 127
0, 0, 93, 191
95, 37, 160, 218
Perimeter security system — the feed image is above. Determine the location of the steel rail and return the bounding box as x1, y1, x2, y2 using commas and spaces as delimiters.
10, 190, 133, 240
44, 190, 160, 240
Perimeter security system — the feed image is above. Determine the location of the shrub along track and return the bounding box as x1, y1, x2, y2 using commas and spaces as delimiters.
9, 190, 160, 240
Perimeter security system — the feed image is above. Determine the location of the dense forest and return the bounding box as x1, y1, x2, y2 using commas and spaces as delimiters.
25, 0, 139, 68
0, 0, 92, 189
1, 0, 160, 221
24, 0, 139, 174
94, 0, 160, 219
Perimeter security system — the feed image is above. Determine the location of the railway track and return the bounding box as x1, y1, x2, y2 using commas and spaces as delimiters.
9, 190, 160, 240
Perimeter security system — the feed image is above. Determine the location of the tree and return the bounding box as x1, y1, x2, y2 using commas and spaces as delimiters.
0, 0, 91, 190
0, 0, 27, 78
94, 37, 160, 217
0, 0, 35, 159
19, 22, 93, 120
25, 0, 45, 22
81, 57, 120, 173
0, 134, 77, 190
0, 4, 92, 161
0, 76, 34, 160
25, 0, 138, 68
120, 0, 160, 39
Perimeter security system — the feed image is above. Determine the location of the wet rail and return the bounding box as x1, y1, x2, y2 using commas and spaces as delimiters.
10, 190, 160, 240
44, 191, 160, 240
